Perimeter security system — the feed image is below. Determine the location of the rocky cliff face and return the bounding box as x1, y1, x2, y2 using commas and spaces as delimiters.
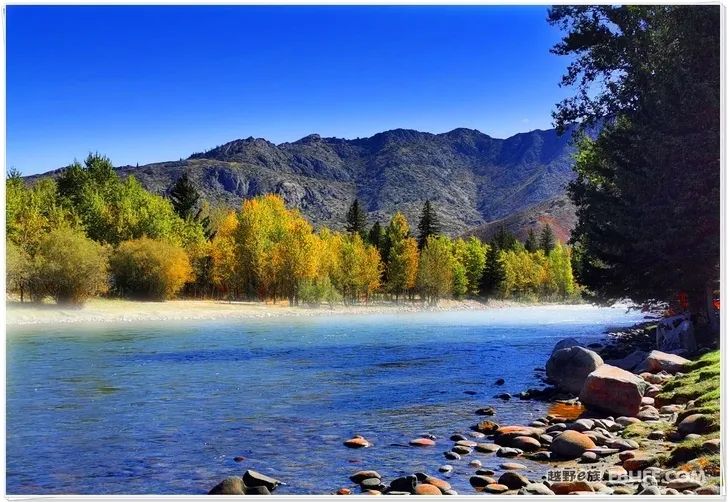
39, 126, 578, 235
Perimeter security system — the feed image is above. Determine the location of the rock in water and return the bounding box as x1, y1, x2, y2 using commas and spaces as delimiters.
350, 471, 382, 483
550, 430, 597, 459
344, 436, 371, 448
209, 476, 245, 495
475, 406, 496, 416
643, 350, 690, 374
546, 346, 603, 394
409, 437, 435, 447
413, 484, 441, 495
551, 337, 581, 354
579, 364, 646, 416
243, 470, 282, 491
498, 471, 530, 489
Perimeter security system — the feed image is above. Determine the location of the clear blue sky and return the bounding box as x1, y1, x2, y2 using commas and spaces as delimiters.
7, 5, 572, 175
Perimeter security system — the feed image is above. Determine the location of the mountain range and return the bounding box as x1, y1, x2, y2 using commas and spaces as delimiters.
34, 126, 579, 238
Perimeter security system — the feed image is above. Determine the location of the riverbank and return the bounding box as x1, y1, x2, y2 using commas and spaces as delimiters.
320, 323, 721, 496
5, 297, 586, 327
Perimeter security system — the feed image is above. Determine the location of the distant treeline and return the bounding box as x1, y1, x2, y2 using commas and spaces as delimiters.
6, 155, 577, 306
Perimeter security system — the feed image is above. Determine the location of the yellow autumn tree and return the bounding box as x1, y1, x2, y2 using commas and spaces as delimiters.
385, 212, 419, 301
210, 211, 240, 298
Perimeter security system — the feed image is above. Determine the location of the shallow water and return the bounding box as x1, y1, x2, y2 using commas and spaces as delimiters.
6, 305, 645, 494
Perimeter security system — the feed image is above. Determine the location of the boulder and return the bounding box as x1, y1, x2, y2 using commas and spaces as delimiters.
552, 337, 581, 354
243, 470, 282, 492
245, 486, 271, 495
389, 476, 416, 493
550, 481, 593, 495
546, 346, 603, 394
656, 314, 697, 354
607, 350, 648, 372
579, 364, 646, 417
475, 406, 496, 416
677, 414, 714, 436
498, 471, 530, 490
510, 436, 541, 452
470, 475, 497, 488
643, 350, 691, 374
483, 484, 509, 494
413, 484, 441, 495
344, 436, 371, 448
209, 476, 245, 495
472, 420, 499, 434
409, 438, 435, 447
550, 430, 597, 459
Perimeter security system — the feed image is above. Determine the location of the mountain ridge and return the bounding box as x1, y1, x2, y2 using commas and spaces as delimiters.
29, 126, 578, 237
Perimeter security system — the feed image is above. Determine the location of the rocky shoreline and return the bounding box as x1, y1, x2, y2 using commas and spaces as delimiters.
207, 320, 721, 496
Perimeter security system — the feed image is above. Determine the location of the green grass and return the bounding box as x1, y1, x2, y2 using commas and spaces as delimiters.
656, 351, 720, 406
653, 350, 721, 469
622, 420, 672, 439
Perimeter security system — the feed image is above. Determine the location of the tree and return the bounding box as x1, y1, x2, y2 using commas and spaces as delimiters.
210, 211, 241, 299
539, 224, 556, 254
7, 242, 32, 303
550, 6, 720, 311
453, 237, 487, 296
169, 172, 200, 220
480, 243, 505, 298
417, 235, 454, 305
110, 237, 193, 301
524, 229, 539, 253
345, 199, 367, 236
31, 227, 109, 305
384, 212, 419, 301
367, 221, 384, 250
492, 225, 517, 251
417, 200, 441, 250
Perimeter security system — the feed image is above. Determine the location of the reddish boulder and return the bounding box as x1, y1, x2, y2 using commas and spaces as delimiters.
550, 430, 597, 459
643, 350, 690, 374
579, 364, 646, 417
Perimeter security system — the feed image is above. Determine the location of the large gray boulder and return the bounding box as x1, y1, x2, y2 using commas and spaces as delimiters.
551, 337, 581, 354
643, 350, 690, 374
606, 350, 648, 372
579, 364, 647, 417
546, 346, 603, 394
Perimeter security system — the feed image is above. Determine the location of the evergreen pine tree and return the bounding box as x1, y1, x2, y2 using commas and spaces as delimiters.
524, 228, 539, 253
345, 199, 367, 236
480, 242, 505, 298
492, 225, 517, 251
169, 172, 200, 220
539, 224, 556, 254
367, 221, 383, 250
417, 199, 441, 250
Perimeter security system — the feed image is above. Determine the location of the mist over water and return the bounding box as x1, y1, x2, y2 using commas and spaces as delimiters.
6, 305, 645, 494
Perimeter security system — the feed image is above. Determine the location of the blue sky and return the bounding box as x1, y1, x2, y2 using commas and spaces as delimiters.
7, 5, 572, 175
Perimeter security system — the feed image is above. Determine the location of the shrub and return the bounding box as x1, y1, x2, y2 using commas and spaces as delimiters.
6, 242, 32, 302
31, 227, 109, 305
111, 237, 193, 301
298, 277, 342, 307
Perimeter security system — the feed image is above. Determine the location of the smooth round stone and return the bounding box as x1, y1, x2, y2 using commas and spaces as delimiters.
350, 471, 382, 483
444, 451, 461, 460
361, 478, 383, 490
450, 433, 468, 441
208, 476, 245, 495
451, 445, 473, 455
586, 447, 619, 456
581, 451, 599, 463
468, 459, 482, 468
475, 469, 496, 476
695, 485, 720, 495
498, 471, 530, 490
389, 476, 417, 493
467, 431, 486, 439
666, 479, 702, 491
496, 447, 523, 457
530, 451, 551, 461
510, 436, 541, 452
438, 465, 453, 473
363, 489, 382, 495
475, 407, 496, 416
337, 488, 352, 495
475, 443, 499, 453
469, 475, 496, 488
455, 440, 478, 448
384, 491, 411, 495
546, 423, 567, 433
410, 437, 436, 447
484, 483, 509, 493
703, 438, 720, 452
500, 462, 527, 470
647, 430, 665, 440
344, 437, 371, 448
684, 433, 702, 440
519, 483, 555, 495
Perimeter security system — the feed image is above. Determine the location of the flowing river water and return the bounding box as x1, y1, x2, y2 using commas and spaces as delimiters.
6, 305, 645, 494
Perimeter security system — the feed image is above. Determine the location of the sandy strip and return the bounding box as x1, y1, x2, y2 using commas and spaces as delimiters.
5, 297, 554, 327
